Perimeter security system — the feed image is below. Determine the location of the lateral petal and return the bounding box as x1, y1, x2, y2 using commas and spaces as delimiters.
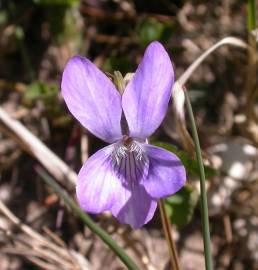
61, 56, 122, 143
142, 144, 186, 198
76, 145, 119, 213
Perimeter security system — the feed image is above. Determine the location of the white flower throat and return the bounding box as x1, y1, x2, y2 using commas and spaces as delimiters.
112, 135, 147, 166
111, 136, 149, 186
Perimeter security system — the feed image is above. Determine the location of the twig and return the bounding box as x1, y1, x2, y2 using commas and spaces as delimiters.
27, 256, 58, 270
0, 107, 77, 186
223, 214, 233, 244
43, 226, 66, 248
0, 199, 87, 270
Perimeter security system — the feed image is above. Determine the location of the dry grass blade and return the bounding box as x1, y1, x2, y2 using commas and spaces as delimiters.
173, 37, 249, 154
0, 199, 90, 270
177, 37, 248, 86
0, 107, 77, 186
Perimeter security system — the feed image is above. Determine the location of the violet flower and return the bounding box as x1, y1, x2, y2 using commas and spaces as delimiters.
61, 41, 186, 229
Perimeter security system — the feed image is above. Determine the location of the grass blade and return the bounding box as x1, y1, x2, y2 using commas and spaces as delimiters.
184, 91, 213, 270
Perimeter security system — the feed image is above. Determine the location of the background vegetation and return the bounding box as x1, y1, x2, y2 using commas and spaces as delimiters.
0, 1, 257, 269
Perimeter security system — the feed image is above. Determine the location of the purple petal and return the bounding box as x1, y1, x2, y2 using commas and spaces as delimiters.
115, 185, 157, 229
112, 144, 157, 229
141, 144, 186, 198
76, 145, 118, 213
77, 144, 157, 228
122, 41, 174, 139
61, 56, 122, 143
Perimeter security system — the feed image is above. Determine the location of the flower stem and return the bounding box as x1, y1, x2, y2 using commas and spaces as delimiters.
245, 0, 257, 112
36, 166, 140, 270
247, 0, 256, 32
184, 90, 213, 270
158, 199, 180, 270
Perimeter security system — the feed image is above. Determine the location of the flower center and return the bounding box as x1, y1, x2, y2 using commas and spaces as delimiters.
112, 136, 146, 166
111, 136, 149, 187
122, 135, 133, 147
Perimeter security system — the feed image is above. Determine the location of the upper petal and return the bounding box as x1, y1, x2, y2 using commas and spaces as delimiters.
141, 144, 186, 198
122, 41, 174, 139
77, 143, 157, 228
61, 56, 122, 143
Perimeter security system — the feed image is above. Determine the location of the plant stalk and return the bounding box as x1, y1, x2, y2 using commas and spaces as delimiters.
158, 199, 180, 270
245, 0, 257, 113
184, 90, 213, 270
247, 0, 256, 32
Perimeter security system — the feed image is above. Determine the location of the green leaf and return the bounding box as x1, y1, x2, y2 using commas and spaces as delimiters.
103, 55, 132, 75
153, 142, 217, 178
137, 18, 164, 47
136, 18, 174, 47
165, 185, 198, 228
25, 81, 71, 119
0, 11, 8, 26
25, 81, 58, 101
